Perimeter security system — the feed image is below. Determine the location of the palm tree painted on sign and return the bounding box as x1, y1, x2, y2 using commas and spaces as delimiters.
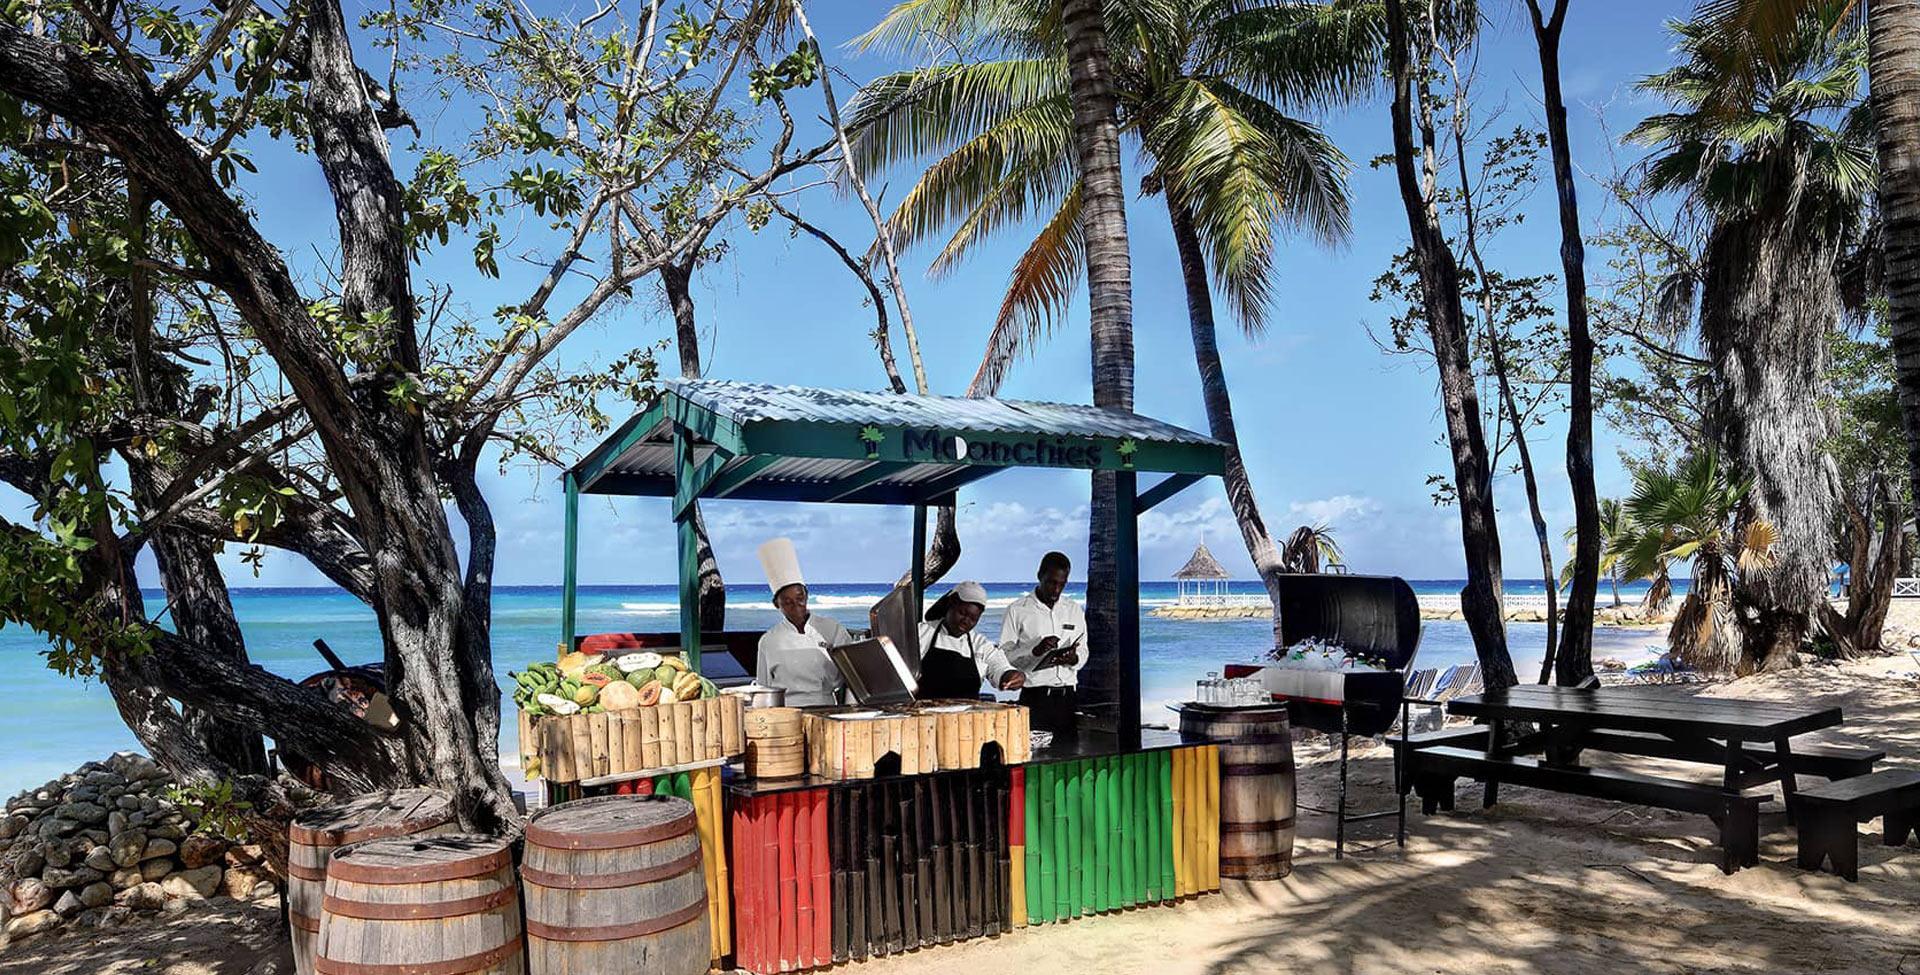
1628, 8, 1871, 669
851, 0, 1382, 623
1618, 453, 1778, 675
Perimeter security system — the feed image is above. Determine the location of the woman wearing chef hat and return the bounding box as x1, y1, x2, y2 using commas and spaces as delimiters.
916, 581, 1027, 700
755, 538, 852, 706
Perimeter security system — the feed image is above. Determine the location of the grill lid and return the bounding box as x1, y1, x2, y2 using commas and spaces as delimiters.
1275, 573, 1422, 672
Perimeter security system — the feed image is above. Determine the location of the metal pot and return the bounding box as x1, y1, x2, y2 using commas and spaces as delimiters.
726, 683, 787, 709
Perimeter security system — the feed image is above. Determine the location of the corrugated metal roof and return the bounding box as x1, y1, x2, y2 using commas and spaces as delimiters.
667, 379, 1223, 446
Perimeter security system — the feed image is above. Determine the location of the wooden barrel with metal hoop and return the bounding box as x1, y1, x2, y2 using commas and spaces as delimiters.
1178, 704, 1296, 880
315, 834, 524, 975
287, 788, 455, 975
521, 794, 710, 975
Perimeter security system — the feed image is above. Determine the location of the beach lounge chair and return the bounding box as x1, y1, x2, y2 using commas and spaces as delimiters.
1407, 665, 1458, 732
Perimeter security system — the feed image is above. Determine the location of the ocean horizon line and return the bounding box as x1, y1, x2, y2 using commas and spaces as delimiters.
198, 578, 1670, 593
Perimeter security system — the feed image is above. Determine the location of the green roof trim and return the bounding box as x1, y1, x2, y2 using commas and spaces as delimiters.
567, 379, 1228, 504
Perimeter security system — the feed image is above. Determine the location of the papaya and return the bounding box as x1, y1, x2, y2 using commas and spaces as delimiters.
636, 680, 662, 706
598, 680, 641, 711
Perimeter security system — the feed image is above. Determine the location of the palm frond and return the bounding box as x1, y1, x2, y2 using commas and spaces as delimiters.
970, 183, 1086, 395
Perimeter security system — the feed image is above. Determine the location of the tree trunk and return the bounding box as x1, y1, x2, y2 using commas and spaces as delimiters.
1061, 0, 1136, 718
1819, 487, 1903, 657
1697, 211, 1839, 674
1526, 0, 1599, 687
124, 174, 266, 774
662, 257, 727, 630
1869, 0, 1920, 545
1166, 197, 1285, 634
1381, 0, 1515, 689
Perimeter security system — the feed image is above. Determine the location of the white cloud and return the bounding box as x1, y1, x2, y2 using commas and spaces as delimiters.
1284, 494, 1380, 526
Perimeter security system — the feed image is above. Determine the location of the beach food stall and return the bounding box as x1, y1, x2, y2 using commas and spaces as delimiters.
293, 380, 1279, 975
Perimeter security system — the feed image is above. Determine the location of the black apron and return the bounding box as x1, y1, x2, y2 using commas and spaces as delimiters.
916, 632, 985, 700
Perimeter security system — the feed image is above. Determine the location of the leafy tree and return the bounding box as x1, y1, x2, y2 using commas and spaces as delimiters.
1629, 7, 1873, 669
0, 0, 842, 830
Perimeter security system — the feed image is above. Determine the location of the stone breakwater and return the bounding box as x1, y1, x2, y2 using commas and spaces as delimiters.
1151, 598, 1674, 627
0, 752, 274, 948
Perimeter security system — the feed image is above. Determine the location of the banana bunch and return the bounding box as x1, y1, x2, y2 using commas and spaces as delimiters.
510, 662, 565, 715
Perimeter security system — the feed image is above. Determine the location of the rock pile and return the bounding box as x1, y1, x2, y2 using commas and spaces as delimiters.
0, 753, 274, 946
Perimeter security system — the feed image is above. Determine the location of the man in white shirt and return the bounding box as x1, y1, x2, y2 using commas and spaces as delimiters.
998, 551, 1087, 735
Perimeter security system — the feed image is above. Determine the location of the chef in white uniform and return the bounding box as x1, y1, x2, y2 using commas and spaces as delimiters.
755, 538, 852, 707
915, 581, 1026, 699
997, 551, 1087, 734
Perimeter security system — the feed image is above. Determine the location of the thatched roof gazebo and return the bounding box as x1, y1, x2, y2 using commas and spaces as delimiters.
1174, 542, 1231, 605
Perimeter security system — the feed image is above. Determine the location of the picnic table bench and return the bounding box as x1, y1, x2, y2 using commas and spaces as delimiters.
1402, 685, 1858, 874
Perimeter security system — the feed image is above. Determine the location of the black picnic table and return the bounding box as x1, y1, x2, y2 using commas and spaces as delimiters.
1421, 685, 1847, 873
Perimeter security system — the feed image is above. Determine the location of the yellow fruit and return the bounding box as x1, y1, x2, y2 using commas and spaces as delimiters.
672, 671, 702, 700
657, 654, 689, 673
571, 685, 598, 706
658, 685, 678, 705
557, 651, 591, 677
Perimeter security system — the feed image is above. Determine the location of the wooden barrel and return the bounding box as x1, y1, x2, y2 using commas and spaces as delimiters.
1179, 705, 1295, 880
288, 789, 455, 975
743, 707, 802, 738
316, 834, 524, 975
744, 734, 806, 778
522, 795, 710, 975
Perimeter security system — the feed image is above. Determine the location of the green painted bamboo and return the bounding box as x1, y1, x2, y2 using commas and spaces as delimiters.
1152, 748, 1167, 902
1026, 764, 1043, 924
1109, 758, 1123, 910
1118, 756, 1135, 908
1098, 760, 1113, 913
1063, 761, 1080, 919
1079, 760, 1095, 916
1134, 753, 1149, 905
1053, 761, 1069, 922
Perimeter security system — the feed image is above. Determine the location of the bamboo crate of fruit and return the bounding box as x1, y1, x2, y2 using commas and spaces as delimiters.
510, 650, 744, 783
800, 701, 1030, 780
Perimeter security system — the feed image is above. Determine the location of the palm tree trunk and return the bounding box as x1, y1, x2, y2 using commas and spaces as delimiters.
662, 257, 726, 630
1061, 0, 1136, 717
1166, 197, 1286, 635
1869, 0, 1920, 547
1526, 0, 1599, 687
1697, 215, 1838, 673
1382, 0, 1515, 689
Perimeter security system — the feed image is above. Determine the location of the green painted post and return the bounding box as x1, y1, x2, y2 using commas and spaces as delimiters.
560, 472, 579, 654
673, 426, 702, 668
1104, 758, 1121, 911
1026, 763, 1043, 923
911, 503, 927, 625
1116, 472, 1140, 750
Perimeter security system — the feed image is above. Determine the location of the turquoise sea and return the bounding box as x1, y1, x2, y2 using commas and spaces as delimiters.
0, 580, 1669, 795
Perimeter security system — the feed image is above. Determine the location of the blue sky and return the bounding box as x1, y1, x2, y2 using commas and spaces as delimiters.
19, 0, 1700, 592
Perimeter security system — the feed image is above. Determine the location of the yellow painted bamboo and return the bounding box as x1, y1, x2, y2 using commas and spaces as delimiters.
1011, 844, 1028, 929
1203, 746, 1221, 891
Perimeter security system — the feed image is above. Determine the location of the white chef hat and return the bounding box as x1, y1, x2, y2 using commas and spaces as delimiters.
757, 537, 805, 597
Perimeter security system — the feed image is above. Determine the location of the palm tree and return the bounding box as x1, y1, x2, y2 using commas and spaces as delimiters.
1618, 452, 1778, 674
1278, 524, 1344, 573
1693, 0, 1920, 556
1629, 9, 1871, 670
1562, 497, 1630, 609
851, 0, 1381, 625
